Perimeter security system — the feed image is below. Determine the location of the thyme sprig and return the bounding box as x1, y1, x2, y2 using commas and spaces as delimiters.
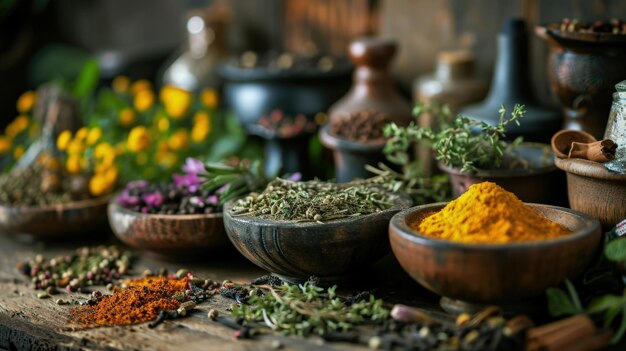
383, 103, 526, 173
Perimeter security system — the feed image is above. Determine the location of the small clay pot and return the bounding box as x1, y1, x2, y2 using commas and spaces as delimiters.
555, 157, 626, 231
439, 143, 560, 204
319, 125, 386, 182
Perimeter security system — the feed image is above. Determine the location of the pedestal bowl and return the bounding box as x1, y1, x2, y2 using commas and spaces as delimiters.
223, 194, 412, 284
389, 203, 601, 314
108, 201, 228, 259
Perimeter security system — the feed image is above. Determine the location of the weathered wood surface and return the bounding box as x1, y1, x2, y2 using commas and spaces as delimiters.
0, 232, 440, 351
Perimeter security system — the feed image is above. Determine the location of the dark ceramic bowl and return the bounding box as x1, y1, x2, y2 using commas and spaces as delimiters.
319, 124, 386, 183
389, 203, 601, 310
440, 142, 560, 204
223, 194, 413, 283
555, 157, 626, 231
108, 201, 228, 258
218, 59, 352, 127
0, 196, 111, 237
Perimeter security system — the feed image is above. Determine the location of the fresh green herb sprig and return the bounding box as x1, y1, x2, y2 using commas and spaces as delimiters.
230, 178, 398, 222
201, 160, 268, 205
383, 103, 526, 173
365, 163, 450, 205
231, 281, 389, 337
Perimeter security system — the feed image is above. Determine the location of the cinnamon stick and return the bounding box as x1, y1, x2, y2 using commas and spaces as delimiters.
527, 315, 596, 351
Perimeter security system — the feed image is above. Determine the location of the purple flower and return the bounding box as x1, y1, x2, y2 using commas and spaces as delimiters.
207, 195, 219, 204
173, 172, 203, 193
216, 184, 229, 195
182, 157, 206, 175
287, 172, 302, 182
117, 191, 141, 207
142, 192, 164, 207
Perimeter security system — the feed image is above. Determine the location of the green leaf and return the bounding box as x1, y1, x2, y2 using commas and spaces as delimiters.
73, 59, 100, 98
546, 287, 579, 317
588, 294, 625, 313
612, 305, 626, 344
605, 239, 626, 262
565, 280, 583, 312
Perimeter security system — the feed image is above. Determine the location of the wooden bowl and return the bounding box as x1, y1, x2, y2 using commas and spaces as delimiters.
108, 201, 228, 258
555, 157, 626, 231
0, 196, 111, 237
551, 130, 597, 158
223, 194, 413, 283
389, 203, 601, 309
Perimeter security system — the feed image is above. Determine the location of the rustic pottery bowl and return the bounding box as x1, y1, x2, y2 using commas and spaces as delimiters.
223, 194, 413, 284
555, 157, 626, 231
108, 201, 228, 258
389, 203, 601, 313
0, 196, 111, 238
319, 124, 387, 182
439, 142, 560, 203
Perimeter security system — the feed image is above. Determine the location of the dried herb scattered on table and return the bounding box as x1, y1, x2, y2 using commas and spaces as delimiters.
17, 246, 133, 293
552, 18, 626, 34
227, 280, 389, 337
230, 178, 399, 222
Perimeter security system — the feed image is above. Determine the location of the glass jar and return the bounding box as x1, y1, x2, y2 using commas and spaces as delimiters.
604, 80, 626, 173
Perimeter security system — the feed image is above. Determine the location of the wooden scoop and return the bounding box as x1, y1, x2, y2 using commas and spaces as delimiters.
569, 139, 618, 163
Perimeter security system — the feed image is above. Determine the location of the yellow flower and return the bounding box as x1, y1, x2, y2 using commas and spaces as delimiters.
119, 108, 136, 127
130, 79, 152, 95
13, 146, 25, 160
105, 167, 118, 184
0, 137, 11, 154
155, 151, 178, 169
86, 127, 102, 145
201, 88, 219, 108
101, 152, 116, 168
127, 126, 151, 152
168, 129, 189, 150
112, 76, 131, 93
80, 157, 90, 171
67, 139, 84, 155
57, 130, 72, 151
94, 142, 113, 159
75, 127, 88, 141
160, 85, 192, 119
191, 111, 211, 143
157, 116, 170, 132
89, 174, 112, 197
66, 155, 82, 174
134, 90, 155, 112
6, 115, 30, 138
16, 91, 36, 113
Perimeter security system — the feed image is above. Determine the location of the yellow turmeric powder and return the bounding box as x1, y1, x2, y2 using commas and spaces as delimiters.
414, 182, 571, 243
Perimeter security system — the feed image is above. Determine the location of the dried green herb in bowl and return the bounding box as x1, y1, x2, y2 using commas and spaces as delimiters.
230, 178, 399, 223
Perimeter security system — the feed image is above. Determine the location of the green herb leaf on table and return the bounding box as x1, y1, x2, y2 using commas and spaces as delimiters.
605, 239, 626, 262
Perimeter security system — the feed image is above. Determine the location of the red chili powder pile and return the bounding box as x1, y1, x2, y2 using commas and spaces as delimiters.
71, 276, 188, 327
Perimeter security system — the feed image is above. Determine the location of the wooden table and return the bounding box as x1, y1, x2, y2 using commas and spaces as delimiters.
0, 232, 442, 351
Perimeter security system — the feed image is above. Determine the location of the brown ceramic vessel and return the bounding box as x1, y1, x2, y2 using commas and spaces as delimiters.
555, 157, 626, 231
108, 201, 228, 258
389, 203, 601, 313
0, 196, 110, 237
223, 193, 412, 284
439, 143, 559, 203
536, 25, 626, 139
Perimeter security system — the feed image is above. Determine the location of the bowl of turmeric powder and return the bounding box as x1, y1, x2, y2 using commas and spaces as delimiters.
389, 182, 602, 311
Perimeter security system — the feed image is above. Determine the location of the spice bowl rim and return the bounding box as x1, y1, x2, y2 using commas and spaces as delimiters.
536, 24, 626, 44
319, 124, 387, 153
390, 202, 601, 250
223, 190, 412, 228
108, 195, 224, 221
0, 193, 113, 212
